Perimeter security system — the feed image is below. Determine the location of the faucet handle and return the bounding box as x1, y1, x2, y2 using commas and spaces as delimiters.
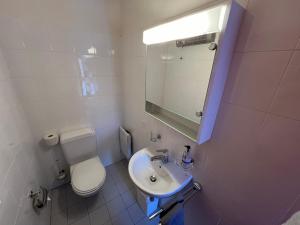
156, 149, 168, 154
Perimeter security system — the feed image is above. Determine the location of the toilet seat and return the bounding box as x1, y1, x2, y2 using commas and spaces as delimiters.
70, 156, 106, 196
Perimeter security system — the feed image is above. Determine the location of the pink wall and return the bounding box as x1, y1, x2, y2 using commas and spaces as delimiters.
188, 0, 300, 224
120, 0, 300, 224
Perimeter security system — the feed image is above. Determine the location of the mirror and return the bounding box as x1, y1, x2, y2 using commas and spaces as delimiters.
146, 34, 218, 125
144, 1, 245, 143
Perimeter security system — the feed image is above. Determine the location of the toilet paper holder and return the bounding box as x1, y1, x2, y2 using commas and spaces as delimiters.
43, 132, 59, 146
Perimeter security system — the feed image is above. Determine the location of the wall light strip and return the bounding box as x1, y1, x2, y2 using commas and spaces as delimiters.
143, 5, 227, 45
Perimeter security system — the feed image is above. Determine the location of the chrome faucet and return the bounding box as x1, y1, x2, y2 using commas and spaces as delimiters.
150, 149, 169, 164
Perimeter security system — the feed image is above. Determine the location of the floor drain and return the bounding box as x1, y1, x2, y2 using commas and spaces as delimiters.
150, 175, 157, 182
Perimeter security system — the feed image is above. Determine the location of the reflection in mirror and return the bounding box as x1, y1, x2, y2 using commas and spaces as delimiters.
146, 33, 219, 140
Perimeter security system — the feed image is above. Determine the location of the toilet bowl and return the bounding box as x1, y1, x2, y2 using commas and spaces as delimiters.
70, 157, 106, 197
60, 128, 106, 197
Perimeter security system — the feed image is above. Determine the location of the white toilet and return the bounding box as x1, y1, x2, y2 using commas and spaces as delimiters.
60, 128, 106, 197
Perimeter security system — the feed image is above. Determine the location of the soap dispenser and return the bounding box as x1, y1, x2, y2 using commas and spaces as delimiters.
181, 145, 194, 170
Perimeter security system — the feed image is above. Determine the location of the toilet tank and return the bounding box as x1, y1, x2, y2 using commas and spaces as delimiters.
60, 128, 97, 165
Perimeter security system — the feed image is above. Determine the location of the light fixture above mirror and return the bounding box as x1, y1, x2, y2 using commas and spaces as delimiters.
143, 5, 227, 45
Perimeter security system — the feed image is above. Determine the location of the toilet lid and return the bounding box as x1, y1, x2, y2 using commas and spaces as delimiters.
71, 157, 106, 193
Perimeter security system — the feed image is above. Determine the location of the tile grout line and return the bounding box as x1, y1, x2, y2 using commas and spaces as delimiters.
222, 99, 300, 123
234, 48, 297, 54
262, 48, 296, 126
106, 192, 128, 225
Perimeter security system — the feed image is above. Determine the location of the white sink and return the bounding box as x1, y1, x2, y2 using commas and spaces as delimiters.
128, 148, 192, 197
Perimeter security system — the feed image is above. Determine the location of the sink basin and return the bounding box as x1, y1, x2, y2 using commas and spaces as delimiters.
128, 148, 192, 197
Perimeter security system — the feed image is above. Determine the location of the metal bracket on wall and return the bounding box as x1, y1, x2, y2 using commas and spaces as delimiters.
195, 111, 203, 117
29, 186, 50, 212
150, 132, 162, 142
208, 42, 218, 50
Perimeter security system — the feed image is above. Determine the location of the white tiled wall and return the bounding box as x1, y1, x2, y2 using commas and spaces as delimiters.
0, 49, 49, 225
0, 0, 123, 187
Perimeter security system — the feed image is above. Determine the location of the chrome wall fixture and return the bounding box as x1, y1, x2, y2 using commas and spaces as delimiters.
150, 132, 162, 142
176, 33, 216, 48
29, 186, 50, 212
